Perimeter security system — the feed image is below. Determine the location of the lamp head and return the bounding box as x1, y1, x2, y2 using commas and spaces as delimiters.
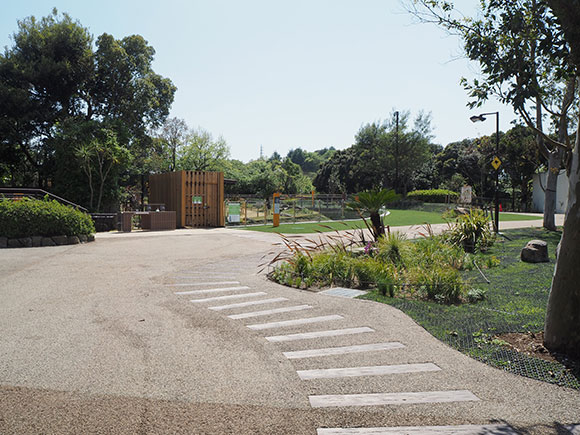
470, 114, 486, 123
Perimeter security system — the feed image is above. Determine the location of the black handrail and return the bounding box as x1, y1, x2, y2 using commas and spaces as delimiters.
0, 187, 88, 212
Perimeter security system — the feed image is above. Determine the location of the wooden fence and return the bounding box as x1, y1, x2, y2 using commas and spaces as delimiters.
149, 171, 225, 228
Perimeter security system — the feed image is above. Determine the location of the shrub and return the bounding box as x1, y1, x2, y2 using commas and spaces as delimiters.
0, 198, 95, 238
443, 208, 495, 253
467, 287, 487, 303
407, 189, 459, 203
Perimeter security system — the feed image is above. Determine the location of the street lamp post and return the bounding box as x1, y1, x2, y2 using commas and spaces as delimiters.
470, 112, 500, 233
395, 111, 399, 193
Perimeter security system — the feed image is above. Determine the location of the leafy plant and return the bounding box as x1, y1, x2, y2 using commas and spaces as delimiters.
0, 198, 95, 238
408, 189, 459, 203
444, 208, 495, 253
347, 189, 400, 241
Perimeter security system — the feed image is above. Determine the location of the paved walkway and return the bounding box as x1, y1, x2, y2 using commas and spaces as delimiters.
1, 216, 577, 434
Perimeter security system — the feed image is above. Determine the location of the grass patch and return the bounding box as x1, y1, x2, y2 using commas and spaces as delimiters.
359, 227, 579, 389
240, 210, 540, 234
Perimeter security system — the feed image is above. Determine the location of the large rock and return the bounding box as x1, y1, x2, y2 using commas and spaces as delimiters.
0, 237, 7, 249
521, 239, 549, 263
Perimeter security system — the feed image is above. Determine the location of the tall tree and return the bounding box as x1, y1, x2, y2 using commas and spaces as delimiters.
0, 9, 176, 210
160, 117, 188, 171
178, 128, 230, 171
542, 0, 580, 358
408, 0, 578, 230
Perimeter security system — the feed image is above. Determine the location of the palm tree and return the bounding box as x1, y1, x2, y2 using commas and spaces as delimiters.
348, 189, 400, 241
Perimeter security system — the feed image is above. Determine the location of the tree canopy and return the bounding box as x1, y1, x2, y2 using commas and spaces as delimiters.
0, 9, 176, 210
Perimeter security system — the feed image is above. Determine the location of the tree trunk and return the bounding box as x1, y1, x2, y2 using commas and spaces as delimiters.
544, 114, 580, 358
543, 149, 561, 231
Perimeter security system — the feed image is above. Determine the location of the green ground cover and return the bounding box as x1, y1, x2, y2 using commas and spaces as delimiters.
240, 210, 541, 234
359, 227, 579, 389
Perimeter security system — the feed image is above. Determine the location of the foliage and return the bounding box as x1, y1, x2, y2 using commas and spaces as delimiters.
0, 198, 95, 238
313, 111, 433, 194
348, 189, 400, 241
267, 227, 497, 304
178, 128, 230, 171
359, 227, 580, 389
0, 9, 175, 208
407, 189, 459, 203
443, 208, 496, 253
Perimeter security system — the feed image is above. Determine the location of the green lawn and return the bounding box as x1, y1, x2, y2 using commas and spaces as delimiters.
239, 210, 541, 234
359, 227, 579, 389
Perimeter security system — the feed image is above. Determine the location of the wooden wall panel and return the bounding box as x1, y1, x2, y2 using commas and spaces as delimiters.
150, 171, 224, 228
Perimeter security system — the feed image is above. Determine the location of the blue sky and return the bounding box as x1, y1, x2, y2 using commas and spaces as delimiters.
1, 0, 516, 162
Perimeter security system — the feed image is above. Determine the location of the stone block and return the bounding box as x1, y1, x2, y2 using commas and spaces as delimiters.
79, 234, 88, 243
521, 239, 549, 263
32, 236, 43, 247
18, 237, 32, 247
42, 237, 56, 247
52, 235, 68, 246
67, 236, 80, 245
8, 238, 21, 248
87, 234, 95, 242
0, 237, 7, 249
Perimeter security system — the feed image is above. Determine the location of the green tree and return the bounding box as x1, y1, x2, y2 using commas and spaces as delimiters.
177, 128, 230, 171
313, 112, 432, 194
0, 9, 175, 209
348, 189, 400, 241
542, 0, 580, 358
408, 0, 578, 230
160, 117, 188, 171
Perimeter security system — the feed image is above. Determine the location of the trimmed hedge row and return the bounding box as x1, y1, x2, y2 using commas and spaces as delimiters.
0, 198, 95, 238
407, 189, 459, 203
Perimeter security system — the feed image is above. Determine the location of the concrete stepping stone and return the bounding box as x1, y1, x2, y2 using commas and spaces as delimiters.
175, 286, 250, 295
309, 390, 479, 408
209, 297, 288, 311
297, 363, 441, 380
266, 327, 374, 343
320, 288, 368, 298
316, 424, 517, 434
228, 305, 312, 320
190, 292, 266, 303
167, 281, 240, 287
247, 315, 343, 331
283, 342, 405, 359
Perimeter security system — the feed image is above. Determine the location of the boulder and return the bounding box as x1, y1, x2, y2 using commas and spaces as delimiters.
32, 236, 43, 247
0, 237, 7, 249
67, 236, 80, 245
521, 239, 549, 263
79, 234, 88, 243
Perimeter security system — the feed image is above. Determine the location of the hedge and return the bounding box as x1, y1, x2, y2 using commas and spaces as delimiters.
0, 198, 95, 238
407, 189, 459, 203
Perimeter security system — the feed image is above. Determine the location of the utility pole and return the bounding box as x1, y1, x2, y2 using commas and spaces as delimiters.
395, 111, 399, 193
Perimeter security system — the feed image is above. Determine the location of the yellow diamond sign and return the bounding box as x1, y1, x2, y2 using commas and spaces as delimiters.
491, 156, 502, 170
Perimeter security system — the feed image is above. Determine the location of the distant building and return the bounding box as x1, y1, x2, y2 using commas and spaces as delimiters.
532, 170, 568, 213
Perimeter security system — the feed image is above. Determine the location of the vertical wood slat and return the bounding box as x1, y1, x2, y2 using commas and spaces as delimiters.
149, 170, 224, 228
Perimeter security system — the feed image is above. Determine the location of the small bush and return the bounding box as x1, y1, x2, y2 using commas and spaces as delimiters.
0, 198, 95, 238
443, 208, 495, 253
407, 189, 459, 203
467, 287, 487, 303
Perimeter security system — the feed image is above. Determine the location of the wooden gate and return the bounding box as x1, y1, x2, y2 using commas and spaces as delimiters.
149, 171, 225, 228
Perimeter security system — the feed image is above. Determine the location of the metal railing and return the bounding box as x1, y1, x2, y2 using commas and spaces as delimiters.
0, 187, 88, 212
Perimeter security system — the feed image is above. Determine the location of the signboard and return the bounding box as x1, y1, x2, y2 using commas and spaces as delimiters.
228, 202, 241, 223
273, 193, 281, 227
460, 185, 473, 204
491, 156, 502, 170
192, 195, 203, 205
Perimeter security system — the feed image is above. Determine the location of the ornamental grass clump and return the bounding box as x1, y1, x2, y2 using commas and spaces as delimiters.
266, 225, 499, 304
444, 208, 496, 253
